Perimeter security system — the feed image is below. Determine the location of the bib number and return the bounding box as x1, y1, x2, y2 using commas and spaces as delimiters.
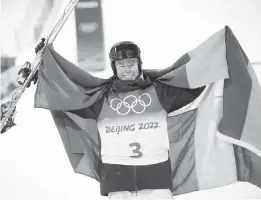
129, 142, 143, 158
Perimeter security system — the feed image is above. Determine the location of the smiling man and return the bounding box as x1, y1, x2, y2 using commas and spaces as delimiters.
33, 40, 205, 200
94, 41, 205, 199
52, 41, 205, 199
110, 41, 143, 81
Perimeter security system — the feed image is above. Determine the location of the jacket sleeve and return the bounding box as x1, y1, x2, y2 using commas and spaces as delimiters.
155, 82, 205, 113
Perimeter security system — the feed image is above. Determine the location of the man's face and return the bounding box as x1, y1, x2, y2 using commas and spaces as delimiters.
114, 58, 139, 81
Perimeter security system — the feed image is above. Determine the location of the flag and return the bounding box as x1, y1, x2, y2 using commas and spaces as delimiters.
34, 26, 261, 195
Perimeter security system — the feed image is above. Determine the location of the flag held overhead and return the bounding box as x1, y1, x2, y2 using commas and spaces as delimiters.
34, 26, 261, 195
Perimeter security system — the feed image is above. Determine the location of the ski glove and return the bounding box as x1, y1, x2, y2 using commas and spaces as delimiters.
17, 63, 38, 88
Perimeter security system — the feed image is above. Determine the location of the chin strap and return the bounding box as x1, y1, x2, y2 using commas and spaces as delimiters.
136, 73, 144, 80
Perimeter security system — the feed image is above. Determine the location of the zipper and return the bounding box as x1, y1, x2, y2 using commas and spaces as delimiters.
133, 166, 137, 196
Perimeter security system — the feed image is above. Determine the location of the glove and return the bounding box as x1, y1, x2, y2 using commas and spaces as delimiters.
26, 70, 38, 88
35, 38, 46, 53
17, 62, 38, 88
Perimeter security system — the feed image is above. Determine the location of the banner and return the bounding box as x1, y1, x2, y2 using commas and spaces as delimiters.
75, 0, 105, 71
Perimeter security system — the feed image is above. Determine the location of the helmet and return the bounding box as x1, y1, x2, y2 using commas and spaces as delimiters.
109, 41, 142, 75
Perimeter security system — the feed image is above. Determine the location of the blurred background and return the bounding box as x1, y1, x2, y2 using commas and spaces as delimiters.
0, 0, 261, 199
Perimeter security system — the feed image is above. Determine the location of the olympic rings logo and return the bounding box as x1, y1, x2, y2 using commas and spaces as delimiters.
110, 93, 152, 115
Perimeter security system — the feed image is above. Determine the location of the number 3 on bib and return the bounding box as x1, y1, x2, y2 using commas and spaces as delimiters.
129, 142, 143, 158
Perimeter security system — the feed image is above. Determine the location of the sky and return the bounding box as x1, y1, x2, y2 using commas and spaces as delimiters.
1, 0, 261, 199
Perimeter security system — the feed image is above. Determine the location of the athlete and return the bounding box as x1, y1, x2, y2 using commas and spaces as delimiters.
34, 40, 205, 199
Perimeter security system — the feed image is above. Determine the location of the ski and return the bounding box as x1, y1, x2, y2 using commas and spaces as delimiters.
0, 0, 80, 134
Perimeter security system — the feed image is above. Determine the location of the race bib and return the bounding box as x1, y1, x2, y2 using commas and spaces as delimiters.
98, 112, 170, 165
